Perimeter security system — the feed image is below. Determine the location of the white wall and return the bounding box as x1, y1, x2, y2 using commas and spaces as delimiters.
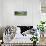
2, 0, 41, 26
0, 0, 3, 26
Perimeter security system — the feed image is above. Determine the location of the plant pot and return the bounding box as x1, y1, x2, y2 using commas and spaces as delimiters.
40, 32, 44, 37
33, 41, 36, 46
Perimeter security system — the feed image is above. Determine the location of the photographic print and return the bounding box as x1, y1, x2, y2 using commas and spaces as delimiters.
14, 11, 27, 16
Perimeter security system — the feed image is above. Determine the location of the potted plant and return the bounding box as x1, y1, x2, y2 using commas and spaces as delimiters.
37, 21, 45, 37
31, 35, 38, 46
